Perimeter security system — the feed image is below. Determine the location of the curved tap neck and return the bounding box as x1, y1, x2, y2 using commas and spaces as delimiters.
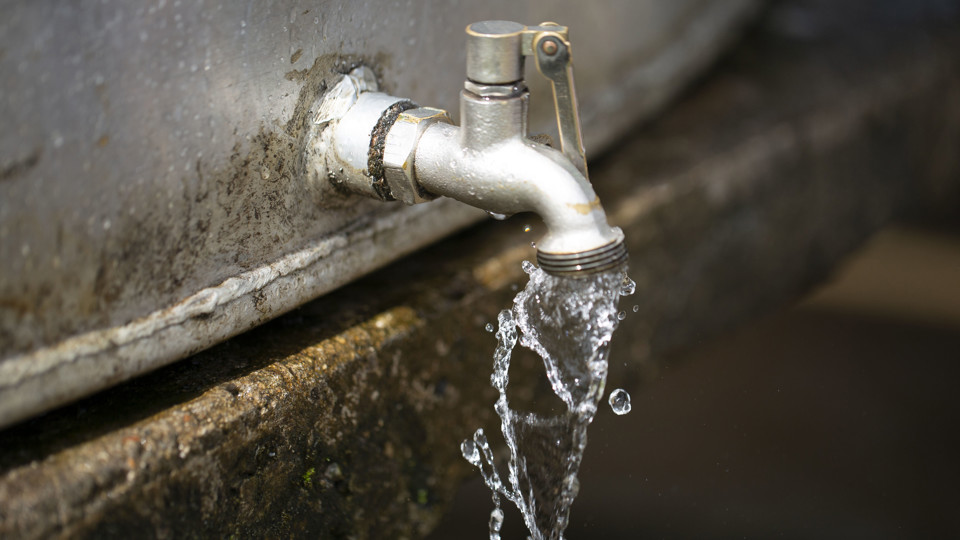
413, 121, 622, 258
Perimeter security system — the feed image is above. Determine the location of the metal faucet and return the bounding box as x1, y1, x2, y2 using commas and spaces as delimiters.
306, 21, 626, 276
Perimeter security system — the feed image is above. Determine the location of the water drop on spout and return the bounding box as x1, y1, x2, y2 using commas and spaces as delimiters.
488, 212, 508, 221
608, 388, 632, 415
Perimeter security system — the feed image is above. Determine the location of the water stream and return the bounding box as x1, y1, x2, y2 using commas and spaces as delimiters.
462, 259, 635, 539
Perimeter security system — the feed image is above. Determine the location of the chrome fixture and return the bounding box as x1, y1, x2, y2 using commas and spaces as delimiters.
305, 21, 626, 275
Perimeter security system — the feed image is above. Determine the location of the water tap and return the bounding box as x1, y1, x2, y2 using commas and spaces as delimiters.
305, 21, 626, 276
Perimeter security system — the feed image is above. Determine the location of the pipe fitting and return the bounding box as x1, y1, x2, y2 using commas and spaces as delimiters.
459, 85, 528, 150
382, 107, 452, 205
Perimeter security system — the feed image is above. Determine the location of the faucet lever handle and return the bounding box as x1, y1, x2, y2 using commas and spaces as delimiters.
523, 23, 589, 179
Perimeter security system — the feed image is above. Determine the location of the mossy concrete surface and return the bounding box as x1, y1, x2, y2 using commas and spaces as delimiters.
2, 1, 960, 538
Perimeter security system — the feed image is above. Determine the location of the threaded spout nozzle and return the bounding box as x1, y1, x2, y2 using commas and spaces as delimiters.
536, 238, 628, 277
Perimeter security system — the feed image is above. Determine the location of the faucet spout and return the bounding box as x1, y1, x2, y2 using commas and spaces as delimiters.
413, 121, 625, 274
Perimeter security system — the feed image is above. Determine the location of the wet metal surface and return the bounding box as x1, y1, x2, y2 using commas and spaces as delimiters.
0, 0, 758, 428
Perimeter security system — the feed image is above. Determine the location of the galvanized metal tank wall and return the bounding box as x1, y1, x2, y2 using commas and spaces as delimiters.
0, 0, 758, 427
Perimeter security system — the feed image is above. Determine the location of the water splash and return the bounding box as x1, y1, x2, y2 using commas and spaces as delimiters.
462, 262, 634, 539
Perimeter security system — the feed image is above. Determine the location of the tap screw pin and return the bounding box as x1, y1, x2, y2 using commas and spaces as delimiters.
540, 39, 559, 56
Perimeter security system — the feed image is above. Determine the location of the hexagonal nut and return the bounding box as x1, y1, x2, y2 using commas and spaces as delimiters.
382, 107, 452, 205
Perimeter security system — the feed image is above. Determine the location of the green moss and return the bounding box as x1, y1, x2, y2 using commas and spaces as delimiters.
302, 467, 316, 489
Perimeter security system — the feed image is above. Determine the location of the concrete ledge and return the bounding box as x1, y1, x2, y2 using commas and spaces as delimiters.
2, 1, 959, 537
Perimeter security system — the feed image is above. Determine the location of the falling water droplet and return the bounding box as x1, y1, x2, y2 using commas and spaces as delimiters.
521, 260, 536, 274
461, 439, 481, 465
619, 276, 636, 296
489, 507, 504, 538
608, 388, 631, 415
617, 311, 626, 321
632, 304, 639, 312
485, 323, 495, 332
530, 241, 536, 248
